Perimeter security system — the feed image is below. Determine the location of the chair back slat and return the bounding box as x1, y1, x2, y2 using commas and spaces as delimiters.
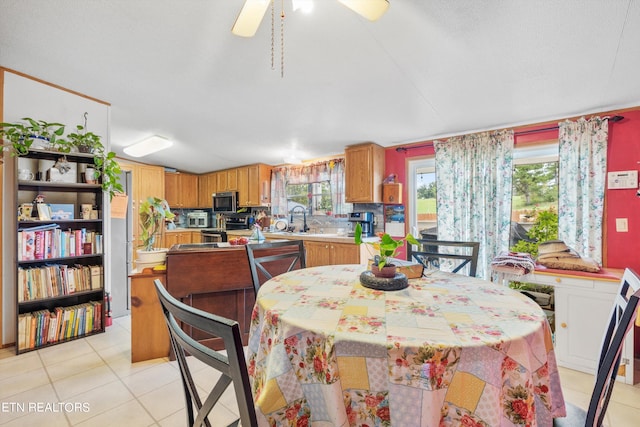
586, 268, 640, 427
408, 239, 480, 276
154, 279, 257, 427
246, 240, 306, 296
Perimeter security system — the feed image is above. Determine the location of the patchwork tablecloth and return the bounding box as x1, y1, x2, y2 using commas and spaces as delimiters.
247, 264, 566, 426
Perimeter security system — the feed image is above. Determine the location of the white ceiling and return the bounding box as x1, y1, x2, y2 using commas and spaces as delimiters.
2, 0, 640, 174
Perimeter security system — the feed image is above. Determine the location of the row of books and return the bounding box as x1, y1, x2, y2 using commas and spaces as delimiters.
18, 226, 103, 261
17, 301, 103, 351
18, 264, 103, 302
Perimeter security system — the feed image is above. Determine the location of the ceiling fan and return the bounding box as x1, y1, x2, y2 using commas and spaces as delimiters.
232, 0, 390, 37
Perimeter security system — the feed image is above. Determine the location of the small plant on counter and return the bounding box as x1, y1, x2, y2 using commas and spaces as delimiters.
354, 223, 420, 270
139, 197, 175, 252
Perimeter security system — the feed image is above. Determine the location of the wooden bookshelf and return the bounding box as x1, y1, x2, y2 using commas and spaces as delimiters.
15, 149, 105, 354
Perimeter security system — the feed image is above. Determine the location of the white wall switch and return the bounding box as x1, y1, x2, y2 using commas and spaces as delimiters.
616, 218, 629, 232
607, 170, 638, 189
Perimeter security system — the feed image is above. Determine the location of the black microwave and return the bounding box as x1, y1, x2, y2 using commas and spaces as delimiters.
212, 192, 238, 214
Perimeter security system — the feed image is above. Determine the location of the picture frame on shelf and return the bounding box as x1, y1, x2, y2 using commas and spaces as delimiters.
36, 204, 51, 221
50, 204, 74, 220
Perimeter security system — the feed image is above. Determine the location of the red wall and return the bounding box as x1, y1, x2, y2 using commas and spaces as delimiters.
385, 107, 640, 272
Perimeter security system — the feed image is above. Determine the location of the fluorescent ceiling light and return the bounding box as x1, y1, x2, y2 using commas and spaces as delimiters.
232, 0, 271, 37
292, 0, 314, 14
338, 0, 389, 21
124, 135, 173, 158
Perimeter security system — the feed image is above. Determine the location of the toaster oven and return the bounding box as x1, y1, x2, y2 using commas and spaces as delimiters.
186, 211, 209, 228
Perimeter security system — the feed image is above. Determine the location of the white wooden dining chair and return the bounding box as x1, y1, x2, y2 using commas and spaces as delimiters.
553, 268, 640, 427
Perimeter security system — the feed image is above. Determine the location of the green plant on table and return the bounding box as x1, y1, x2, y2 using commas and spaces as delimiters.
354, 222, 420, 270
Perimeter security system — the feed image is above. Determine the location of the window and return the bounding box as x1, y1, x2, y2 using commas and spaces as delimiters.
408, 144, 559, 245
510, 143, 559, 250
286, 181, 333, 215
408, 158, 436, 238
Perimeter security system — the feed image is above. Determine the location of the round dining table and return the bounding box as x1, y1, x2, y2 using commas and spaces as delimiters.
247, 264, 566, 427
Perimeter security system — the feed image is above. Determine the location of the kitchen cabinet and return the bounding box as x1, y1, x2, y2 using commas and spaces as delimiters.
305, 241, 360, 267
238, 164, 272, 207
130, 271, 169, 362
119, 161, 165, 250
503, 268, 636, 384
217, 169, 238, 192
198, 172, 216, 208
165, 171, 198, 208
163, 230, 195, 249
345, 142, 385, 203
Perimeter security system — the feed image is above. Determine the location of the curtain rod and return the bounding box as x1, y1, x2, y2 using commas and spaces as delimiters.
395, 115, 624, 152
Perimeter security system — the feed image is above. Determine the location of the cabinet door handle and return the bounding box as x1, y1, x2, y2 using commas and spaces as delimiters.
560, 322, 567, 328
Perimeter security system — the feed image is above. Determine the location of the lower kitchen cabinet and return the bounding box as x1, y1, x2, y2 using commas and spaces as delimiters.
510, 268, 636, 384
305, 241, 360, 267
163, 230, 201, 249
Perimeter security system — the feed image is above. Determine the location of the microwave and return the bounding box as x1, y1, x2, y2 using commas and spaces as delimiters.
212, 191, 238, 214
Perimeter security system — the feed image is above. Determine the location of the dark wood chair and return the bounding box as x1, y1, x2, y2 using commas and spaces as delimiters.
554, 268, 640, 427
245, 240, 306, 296
407, 239, 480, 277
154, 279, 257, 427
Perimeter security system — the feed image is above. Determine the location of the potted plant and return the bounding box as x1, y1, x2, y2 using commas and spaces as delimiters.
0, 117, 65, 154
354, 222, 419, 277
66, 124, 102, 153
0, 118, 123, 200
136, 197, 175, 269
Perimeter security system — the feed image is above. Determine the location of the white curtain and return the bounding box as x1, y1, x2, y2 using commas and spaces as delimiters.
558, 117, 608, 264
434, 130, 514, 279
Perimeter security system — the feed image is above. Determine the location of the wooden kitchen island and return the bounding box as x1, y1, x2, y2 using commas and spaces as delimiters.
164, 243, 259, 351
130, 238, 361, 362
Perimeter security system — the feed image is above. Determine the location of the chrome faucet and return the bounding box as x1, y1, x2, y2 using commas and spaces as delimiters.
290, 206, 310, 232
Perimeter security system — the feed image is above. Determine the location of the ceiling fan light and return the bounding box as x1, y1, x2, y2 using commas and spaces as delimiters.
232, 0, 271, 37
123, 135, 172, 158
338, 0, 389, 21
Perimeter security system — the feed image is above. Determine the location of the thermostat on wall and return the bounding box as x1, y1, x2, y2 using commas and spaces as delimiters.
607, 170, 638, 189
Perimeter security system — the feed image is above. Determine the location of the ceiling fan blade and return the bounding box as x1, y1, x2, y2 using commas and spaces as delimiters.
232, 0, 271, 37
338, 0, 389, 21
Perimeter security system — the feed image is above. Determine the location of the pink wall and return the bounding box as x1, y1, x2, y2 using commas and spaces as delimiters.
384, 107, 640, 272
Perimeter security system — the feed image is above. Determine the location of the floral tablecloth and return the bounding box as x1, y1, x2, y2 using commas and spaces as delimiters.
247, 264, 566, 427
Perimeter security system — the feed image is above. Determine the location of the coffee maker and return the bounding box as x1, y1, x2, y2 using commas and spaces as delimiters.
348, 212, 374, 237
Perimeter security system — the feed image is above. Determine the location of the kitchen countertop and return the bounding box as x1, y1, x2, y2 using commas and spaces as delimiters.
225, 229, 358, 243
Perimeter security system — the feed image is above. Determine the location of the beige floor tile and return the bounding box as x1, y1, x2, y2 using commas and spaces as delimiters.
0, 367, 50, 400
38, 340, 95, 367
120, 361, 180, 397
0, 383, 62, 425
0, 408, 70, 427
52, 365, 120, 401
157, 408, 186, 427
137, 379, 187, 422
64, 380, 135, 425
45, 351, 106, 382
0, 351, 42, 381
74, 399, 155, 427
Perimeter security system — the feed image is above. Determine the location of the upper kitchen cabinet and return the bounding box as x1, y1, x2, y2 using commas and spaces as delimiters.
217, 169, 238, 192
165, 171, 198, 208
345, 142, 385, 203
198, 172, 216, 208
238, 164, 272, 207
119, 162, 165, 248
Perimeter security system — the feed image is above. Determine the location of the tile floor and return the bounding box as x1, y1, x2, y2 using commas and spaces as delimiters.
0, 315, 639, 426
